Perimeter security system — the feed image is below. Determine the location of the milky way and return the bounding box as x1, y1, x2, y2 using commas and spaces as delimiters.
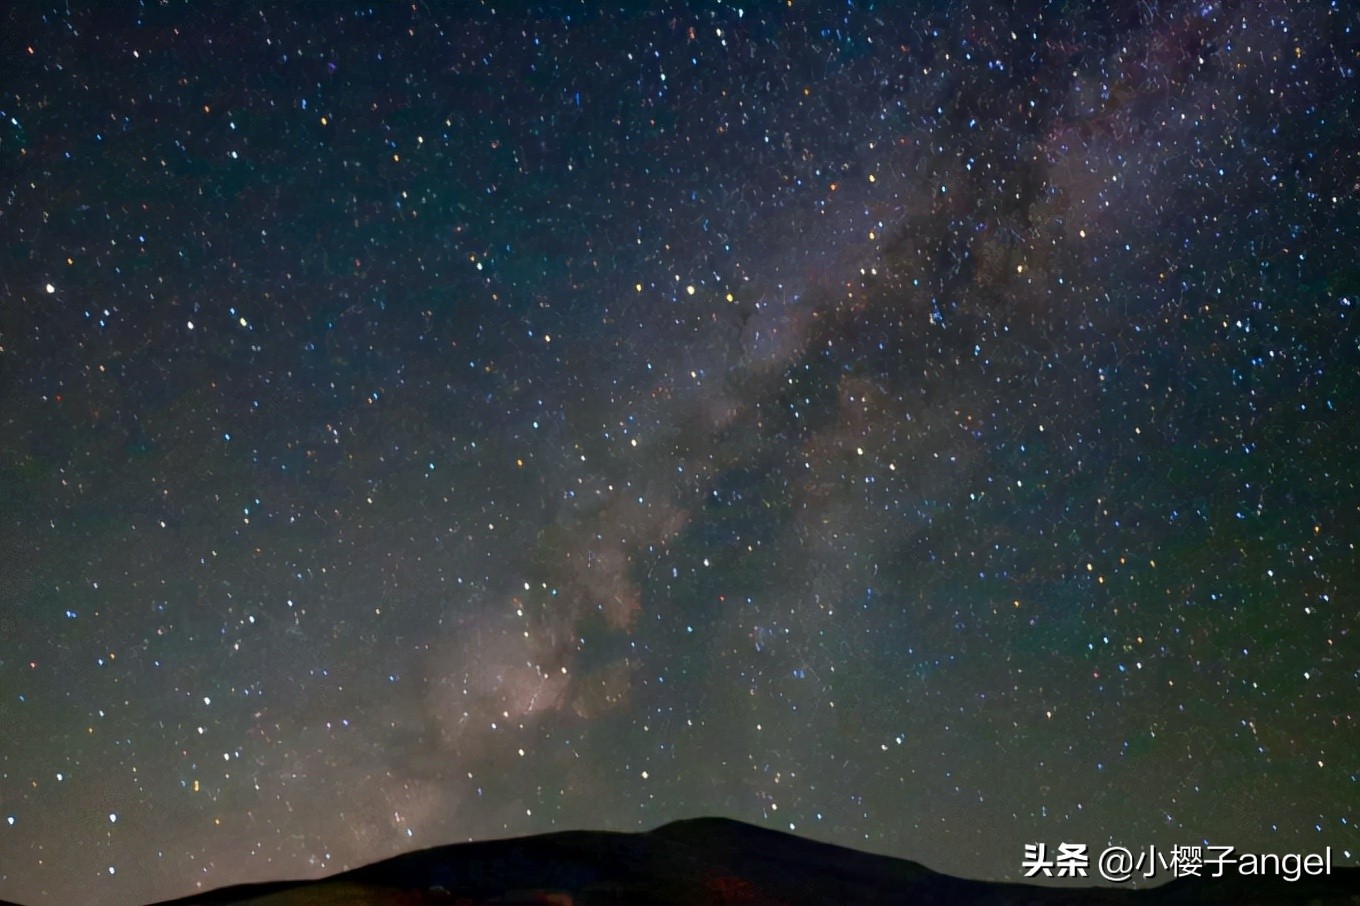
1, 2, 1357, 903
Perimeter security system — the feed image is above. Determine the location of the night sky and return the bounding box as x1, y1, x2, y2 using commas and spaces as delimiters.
2, 2, 1358, 903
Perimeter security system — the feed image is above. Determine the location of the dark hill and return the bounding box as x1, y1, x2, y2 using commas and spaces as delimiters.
121, 817, 1356, 905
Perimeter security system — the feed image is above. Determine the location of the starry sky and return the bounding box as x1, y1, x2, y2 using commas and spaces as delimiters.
1, 2, 1357, 903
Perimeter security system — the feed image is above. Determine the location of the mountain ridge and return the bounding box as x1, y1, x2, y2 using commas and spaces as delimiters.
91, 816, 1357, 905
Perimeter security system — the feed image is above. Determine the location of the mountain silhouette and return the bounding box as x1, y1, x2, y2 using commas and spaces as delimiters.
111, 817, 1357, 905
